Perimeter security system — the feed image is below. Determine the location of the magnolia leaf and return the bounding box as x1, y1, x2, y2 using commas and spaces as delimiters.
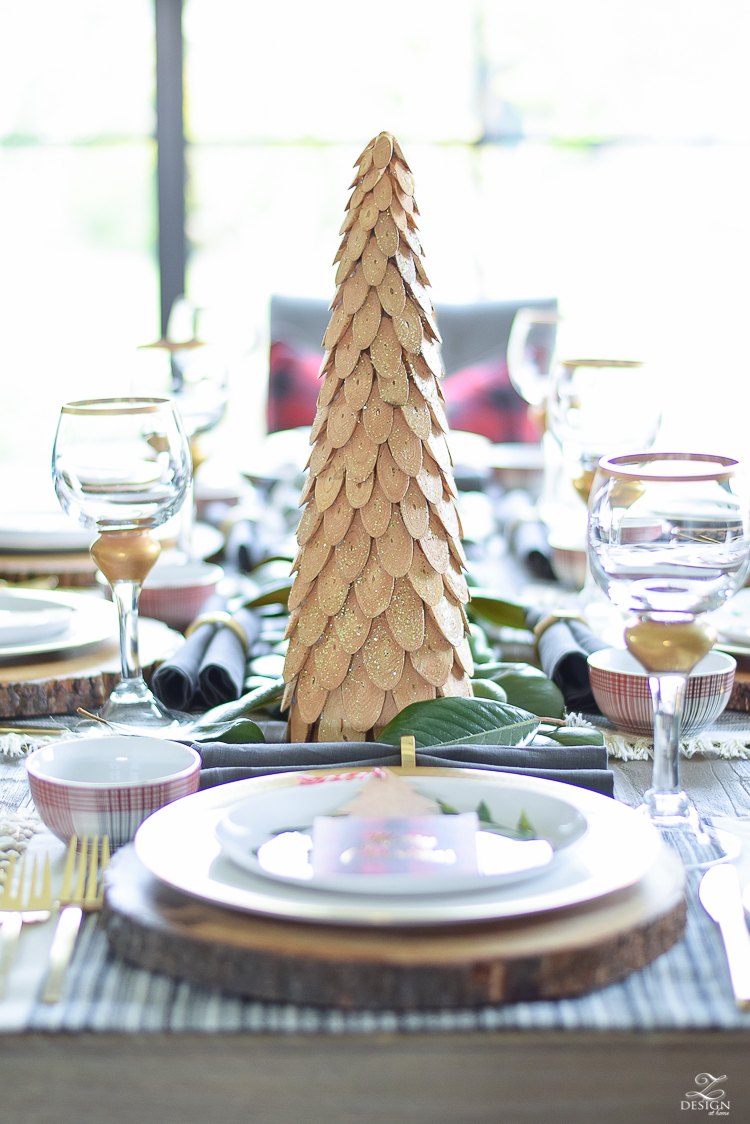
192, 678, 285, 730
492, 670, 565, 720
244, 579, 292, 608
545, 727, 604, 747
477, 800, 492, 823
249, 555, 295, 572
191, 718, 266, 744
377, 697, 539, 748
470, 679, 508, 703
467, 593, 528, 631
473, 662, 564, 720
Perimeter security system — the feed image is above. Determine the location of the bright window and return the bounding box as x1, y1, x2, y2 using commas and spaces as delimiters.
2, 0, 750, 503
184, 0, 750, 456
0, 0, 157, 502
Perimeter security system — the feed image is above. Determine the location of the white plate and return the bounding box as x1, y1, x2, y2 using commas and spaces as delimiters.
134, 769, 663, 927
215, 776, 586, 894
0, 589, 117, 662
0, 511, 93, 553
710, 588, 750, 647
0, 591, 73, 646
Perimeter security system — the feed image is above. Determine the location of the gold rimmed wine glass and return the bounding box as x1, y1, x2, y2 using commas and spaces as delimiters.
549, 359, 661, 504
52, 398, 192, 733
139, 298, 229, 559
588, 452, 750, 866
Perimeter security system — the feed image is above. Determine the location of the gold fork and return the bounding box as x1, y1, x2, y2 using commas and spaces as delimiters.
41, 835, 110, 1004
0, 851, 53, 1000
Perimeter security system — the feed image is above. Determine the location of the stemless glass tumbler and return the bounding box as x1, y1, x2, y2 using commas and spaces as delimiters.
53, 398, 192, 732
588, 452, 750, 866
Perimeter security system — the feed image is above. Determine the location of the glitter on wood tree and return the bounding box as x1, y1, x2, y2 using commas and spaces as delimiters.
282, 131, 474, 742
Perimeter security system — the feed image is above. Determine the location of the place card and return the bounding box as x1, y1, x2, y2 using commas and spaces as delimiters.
311, 812, 479, 877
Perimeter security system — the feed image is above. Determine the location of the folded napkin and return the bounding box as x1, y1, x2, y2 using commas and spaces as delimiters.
152, 604, 260, 710
197, 740, 613, 796
525, 607, 611, 712
510, 520, 555, 581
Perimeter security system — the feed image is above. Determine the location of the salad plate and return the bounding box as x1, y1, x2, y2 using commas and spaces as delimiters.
710, 588, 750, 649
0, 511, 93, 553
134, 768, 662, 927
0, 589, 117, 661
214, 771, 586, 895
0, 591, 73, 647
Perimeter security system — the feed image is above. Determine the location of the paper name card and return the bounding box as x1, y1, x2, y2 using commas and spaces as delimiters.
311, 813, 479, 876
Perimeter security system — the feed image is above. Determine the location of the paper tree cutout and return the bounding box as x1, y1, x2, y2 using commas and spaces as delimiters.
334, 769, 440, 816
283, 131, 474, 742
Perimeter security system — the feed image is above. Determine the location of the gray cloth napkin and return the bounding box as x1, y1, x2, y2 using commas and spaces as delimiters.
525, 607, 610, 712
152, 606, 260, 710
198, 608, 260, 708
197, 741, 613, 796
511, 520, 555, 581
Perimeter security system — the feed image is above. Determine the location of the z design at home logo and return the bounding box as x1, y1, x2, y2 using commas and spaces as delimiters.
681, 1073, 730, 1115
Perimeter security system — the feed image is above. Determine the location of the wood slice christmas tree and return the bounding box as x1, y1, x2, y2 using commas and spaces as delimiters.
283, 131, 474, 742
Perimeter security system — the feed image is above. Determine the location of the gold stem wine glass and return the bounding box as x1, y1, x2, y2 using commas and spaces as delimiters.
588, 452, 750, 866
549, 359, 661, 504
52, 398, 192, 732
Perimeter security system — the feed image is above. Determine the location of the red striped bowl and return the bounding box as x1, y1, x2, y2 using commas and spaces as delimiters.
587, 648, 736, 737
26, 736, 201, 846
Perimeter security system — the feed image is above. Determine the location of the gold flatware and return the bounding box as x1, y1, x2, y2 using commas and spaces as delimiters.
41, 835, 109, 1004
0, 852, 53, 1000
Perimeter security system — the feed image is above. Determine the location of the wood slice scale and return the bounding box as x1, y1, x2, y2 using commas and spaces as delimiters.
314, 627, 352, 691
334, 513, 371, 582
362, 236, 388, 286
295, 589, 328, 647
386, 577, 425, 651
345, 470, 375, 509
314, 451, 345, 511
333, 588, 372, 654
342, 650, 385, 731
323, 493, 355, 545
362, 614, 405, 689
393, 660, 436, 709
354, 551, 395, 618
344, 354, 374, 410
295, 501, 323, 545
360, 480, 392, 538
316, 556, 351, 616
362, 384, 394, 445
0, 618, 180, 719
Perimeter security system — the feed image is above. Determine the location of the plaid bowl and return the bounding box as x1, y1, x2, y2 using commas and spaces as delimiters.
26, 736, 200, 846
587, 648, 736, 737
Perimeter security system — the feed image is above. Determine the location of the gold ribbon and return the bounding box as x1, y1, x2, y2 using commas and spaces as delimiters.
400, 735, 417, 769
532, 609, 587, 644
184, 611, 249, 656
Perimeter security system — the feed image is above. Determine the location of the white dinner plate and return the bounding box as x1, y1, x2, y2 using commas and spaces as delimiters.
0, 591, 73, 646
214, 775, 586, 894
0, 511, 94, 553
710, 588, 750, 647
0, 589, 117, 661
134, 769, 662, 927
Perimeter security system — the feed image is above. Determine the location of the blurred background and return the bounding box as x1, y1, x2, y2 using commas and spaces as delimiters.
2, 0, 750, 502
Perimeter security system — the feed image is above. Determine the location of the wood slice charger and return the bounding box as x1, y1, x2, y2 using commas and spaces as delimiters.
728, 663, 750, 712
102, 841, 686, 1010
0, 617, 181, 718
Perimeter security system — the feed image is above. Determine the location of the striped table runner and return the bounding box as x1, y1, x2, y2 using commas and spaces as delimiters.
3, 752, 750, 1034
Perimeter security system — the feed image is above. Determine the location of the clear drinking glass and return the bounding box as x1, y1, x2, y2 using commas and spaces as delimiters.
506, 307, 559, 408
138, 298, 229, 559
52, 398, 192, 732
549, 359, 661, 503
588, 452, 750, 865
